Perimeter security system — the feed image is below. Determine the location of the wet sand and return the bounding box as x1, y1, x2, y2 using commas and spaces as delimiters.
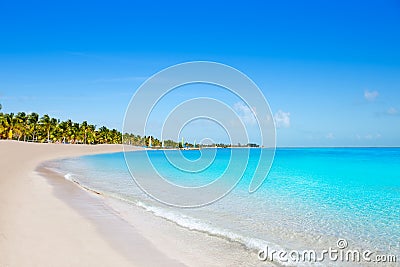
0, 140, 272, 266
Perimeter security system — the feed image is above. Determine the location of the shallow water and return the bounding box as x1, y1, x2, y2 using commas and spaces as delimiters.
51, 148, 400, 265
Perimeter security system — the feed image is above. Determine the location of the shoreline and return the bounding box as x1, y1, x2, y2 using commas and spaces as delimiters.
0, 140, 273, 266
0, 140, 185, 266
35, 165, 186, 266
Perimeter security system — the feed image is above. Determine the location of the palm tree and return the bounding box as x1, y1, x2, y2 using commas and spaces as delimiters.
28, 112, 39, 142
109, 129, 121, 144
86, 124, 96, 144
72, 123, 79, 143
98, 126, 109, 144
57, 121, 68, 143
64, 119, 73, 142
2, 113, 16, 140
49, 118, 59, 142
16, 112, 28, 141
80, 121, 88, 144
39, 114, 52, 143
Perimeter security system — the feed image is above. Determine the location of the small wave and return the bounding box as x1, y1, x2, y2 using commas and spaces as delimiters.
57, 170, 293, 265
64, 173, 74, 182
63, 173, 102, 195
134, 201, 282, 252
57, 169, 311, 266
130, 201, 318, 266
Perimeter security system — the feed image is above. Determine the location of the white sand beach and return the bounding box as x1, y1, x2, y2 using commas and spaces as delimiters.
0, 141, 270, 267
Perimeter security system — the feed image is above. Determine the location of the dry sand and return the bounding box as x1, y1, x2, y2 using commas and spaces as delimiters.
0, 140, 272, 267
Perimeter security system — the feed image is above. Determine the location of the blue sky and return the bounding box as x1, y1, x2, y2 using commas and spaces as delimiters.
1, 1, 399, 146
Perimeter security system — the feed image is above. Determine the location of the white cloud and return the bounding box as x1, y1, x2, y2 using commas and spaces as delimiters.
364, 90, 379, 101
274, 110, 291, 128
365, 134, 381, 140
233, 102, 257, 125
387, 107, 398, 115
356, 133, 381, 140
326, 133, 335, 140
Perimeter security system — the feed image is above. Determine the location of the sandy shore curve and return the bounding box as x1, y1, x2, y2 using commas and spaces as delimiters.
0, 140, 272, 267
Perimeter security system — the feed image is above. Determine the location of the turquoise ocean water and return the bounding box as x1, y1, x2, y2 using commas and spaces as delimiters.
50, 148, 400, 264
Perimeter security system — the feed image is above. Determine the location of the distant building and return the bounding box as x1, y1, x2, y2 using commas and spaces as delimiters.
247, 143, 259, 147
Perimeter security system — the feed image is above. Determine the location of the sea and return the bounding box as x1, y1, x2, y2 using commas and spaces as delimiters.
48, 148, 400, 266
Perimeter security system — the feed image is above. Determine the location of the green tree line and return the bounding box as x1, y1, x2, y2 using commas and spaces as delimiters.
122, 133, 183, 148
0, 105, 121, 144
0, 105, 237, 148
0, 105, 184, 147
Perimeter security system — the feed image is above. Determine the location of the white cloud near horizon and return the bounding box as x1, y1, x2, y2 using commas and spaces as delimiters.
274, 110, 291, 128
326, 133, 335, 140
233, 102, 257, 125
364, 90, 379, 101
356, 133, 381, 140
387, 107, 398, 115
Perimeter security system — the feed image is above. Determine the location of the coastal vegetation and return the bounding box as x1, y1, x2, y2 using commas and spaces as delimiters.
0, 105, 121, 144
0, 106, 188, 146
0, 104, 258, 147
